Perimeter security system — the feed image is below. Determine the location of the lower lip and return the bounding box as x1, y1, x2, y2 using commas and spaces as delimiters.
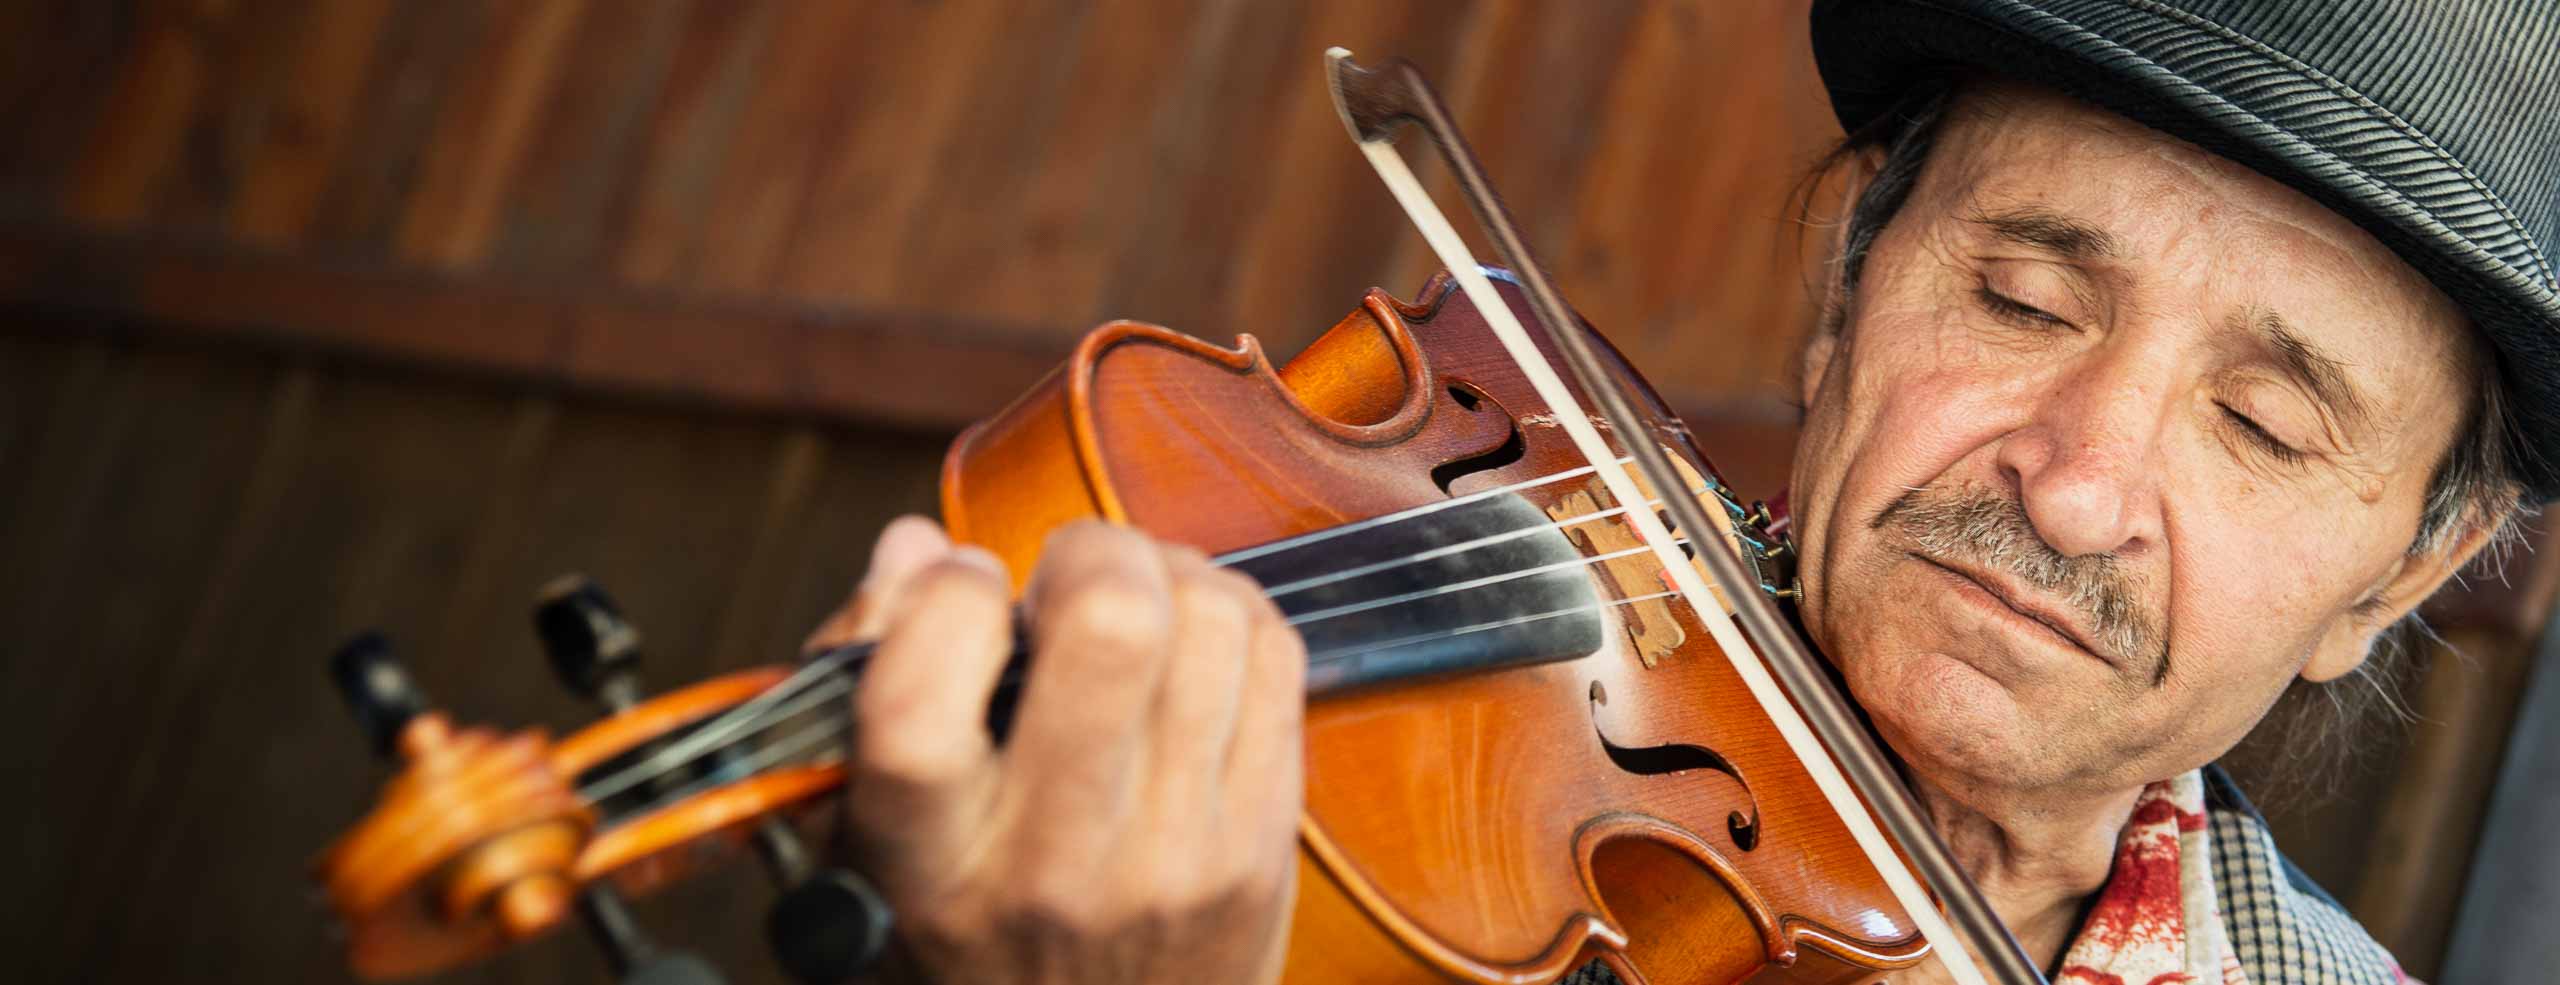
1913, 556, 2109, 667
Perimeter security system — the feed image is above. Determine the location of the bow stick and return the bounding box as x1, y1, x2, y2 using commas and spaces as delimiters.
1322, 47, 2047, 985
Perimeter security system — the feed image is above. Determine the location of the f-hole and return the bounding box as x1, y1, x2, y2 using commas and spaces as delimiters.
1431, 380, 1525, 493
1589, 680, 1761, 851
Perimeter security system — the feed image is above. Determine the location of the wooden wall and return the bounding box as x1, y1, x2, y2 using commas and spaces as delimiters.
0, 2, 2544, 983
0, 326, 950, 984
0, 0, 1837, 430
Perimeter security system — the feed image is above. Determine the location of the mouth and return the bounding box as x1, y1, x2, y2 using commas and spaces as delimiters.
1910, 552, 2116, 669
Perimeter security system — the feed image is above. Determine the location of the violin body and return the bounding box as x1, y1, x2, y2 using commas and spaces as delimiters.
944, 272, 1928, 984
312, 272, 1929, 985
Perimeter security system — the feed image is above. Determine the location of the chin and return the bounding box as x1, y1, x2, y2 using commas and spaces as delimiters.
1849, 645, 2056, 796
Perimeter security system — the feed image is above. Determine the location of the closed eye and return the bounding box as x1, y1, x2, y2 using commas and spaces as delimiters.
2220, 404, 2306, 465
1974, 285, 2068, 328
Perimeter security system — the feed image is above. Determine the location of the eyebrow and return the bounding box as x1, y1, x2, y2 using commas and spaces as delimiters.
2251, 310, 2376, 430
1968, 206, 2124, 261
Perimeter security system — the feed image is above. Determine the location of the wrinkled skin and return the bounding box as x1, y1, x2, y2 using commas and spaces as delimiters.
817, 82, 2499, 983
1791, 82, 2495, 972
806, 518, 1304, 985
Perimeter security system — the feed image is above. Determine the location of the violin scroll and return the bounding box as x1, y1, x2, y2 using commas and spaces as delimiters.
316, 634, 595, 978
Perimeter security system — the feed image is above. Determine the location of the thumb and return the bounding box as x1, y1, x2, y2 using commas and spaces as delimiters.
804, 514, 955, 655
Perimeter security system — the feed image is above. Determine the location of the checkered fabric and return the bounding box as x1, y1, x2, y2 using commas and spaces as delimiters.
1552, 766, 2401, 984
2203, 769, 2405, 985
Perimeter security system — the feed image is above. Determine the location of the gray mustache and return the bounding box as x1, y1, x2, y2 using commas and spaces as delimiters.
1878, 487, 2166, 682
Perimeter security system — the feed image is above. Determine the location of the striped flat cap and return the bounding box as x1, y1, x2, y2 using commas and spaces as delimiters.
1810, 0, 2560, 498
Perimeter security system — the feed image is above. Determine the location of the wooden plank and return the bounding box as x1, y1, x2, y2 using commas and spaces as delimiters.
782, 0, 1076, 307
0, 2, 139, 214
1216, 0, 1484, 353
307, 0, 490, 252
706, 427, 828, 665
678, 1, 868, 293
1377, 0, 1646, 295
608, 0, 780, 287
153, 0, 313, 230
1642, 0, 1841, 399
77, 362, 321, 981
0, 223, 1072, 429
392, 0, 591, 268
2341, 523, 2560, 977
0, 338, 286, 978
227, 0, 398, 245
1086, 0, 1309, 333
492, 0, 691, 273
932, 0, 1217, 327
100, 354, 559, 983
62, 0, 236, 227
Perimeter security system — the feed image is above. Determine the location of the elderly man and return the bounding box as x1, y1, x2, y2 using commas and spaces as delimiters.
805, 2, 2558, 984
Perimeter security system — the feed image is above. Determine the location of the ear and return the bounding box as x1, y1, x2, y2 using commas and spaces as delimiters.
1799, 148, 1884, 410
2302, 519, 2501, 682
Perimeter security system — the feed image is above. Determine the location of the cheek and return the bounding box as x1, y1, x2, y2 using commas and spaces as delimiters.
2158, 519, 2375, 681
1796, 306, 2059, 613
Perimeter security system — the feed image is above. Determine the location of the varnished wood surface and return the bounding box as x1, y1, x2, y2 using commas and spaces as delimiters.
945, 276, 1922, 983
0, 0, 2546, 977
0, 0, 1839, 430
0, 291, 2546, 984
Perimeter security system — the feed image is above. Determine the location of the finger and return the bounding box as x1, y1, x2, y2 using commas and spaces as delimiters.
845, 547, 1014, 873
1144, 550, 1257, 818
1224, 591, 1308, 859
1005, 522, 1177, 846
805, 514, 954, 655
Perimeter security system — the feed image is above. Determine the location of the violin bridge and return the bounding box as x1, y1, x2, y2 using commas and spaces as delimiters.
1544, 448, 1764, 669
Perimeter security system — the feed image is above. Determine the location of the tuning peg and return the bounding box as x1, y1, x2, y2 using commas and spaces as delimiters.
767, 868, 894, 984
328, 631, 425, 760
752, 820, 893, 983
533, 574, 644, 710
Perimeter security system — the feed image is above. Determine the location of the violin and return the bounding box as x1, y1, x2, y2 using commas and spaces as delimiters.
311, 50, 2047, 985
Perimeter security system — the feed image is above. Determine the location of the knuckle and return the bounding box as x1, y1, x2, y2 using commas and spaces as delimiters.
1046, 578, 1171, 652
1041, 518, 1146, 563
1016, 869, 1118, 936
852, 723, 969, 790
1204, 567, 1274, 616
1159, 541, 1210, 569
1256, 620, 1311, 685
906, 556, 1011, 612
1173, 576, 1254, 635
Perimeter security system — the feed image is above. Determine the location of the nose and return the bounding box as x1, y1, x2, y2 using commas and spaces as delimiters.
1994, 352, 2169, 560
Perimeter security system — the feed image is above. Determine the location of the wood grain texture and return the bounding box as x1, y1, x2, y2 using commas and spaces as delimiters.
0, 2, 2549, 980
2, 0, 1850, 423
0, 322, 950, 984
943, 275, 1923, 984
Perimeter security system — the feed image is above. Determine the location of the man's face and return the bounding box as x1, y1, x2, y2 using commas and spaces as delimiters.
1789, 83, 2486, 805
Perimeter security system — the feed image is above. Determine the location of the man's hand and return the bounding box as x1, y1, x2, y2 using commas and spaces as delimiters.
805, 515, 1306, 984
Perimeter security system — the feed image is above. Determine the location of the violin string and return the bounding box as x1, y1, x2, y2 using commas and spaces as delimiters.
578, 473, 1723, 806
1206, 455, 1637, 566
590, 588, 1689, 816
1279, 541, 1668, 629
1306, 588, 1679, 666
1254, 490, 1698, 600
611, 697, 854, 821
580, 520, 1709, 806
575, 668, 855, 803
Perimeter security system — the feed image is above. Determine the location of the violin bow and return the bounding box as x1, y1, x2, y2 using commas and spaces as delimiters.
1322, 47, 2048, 985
